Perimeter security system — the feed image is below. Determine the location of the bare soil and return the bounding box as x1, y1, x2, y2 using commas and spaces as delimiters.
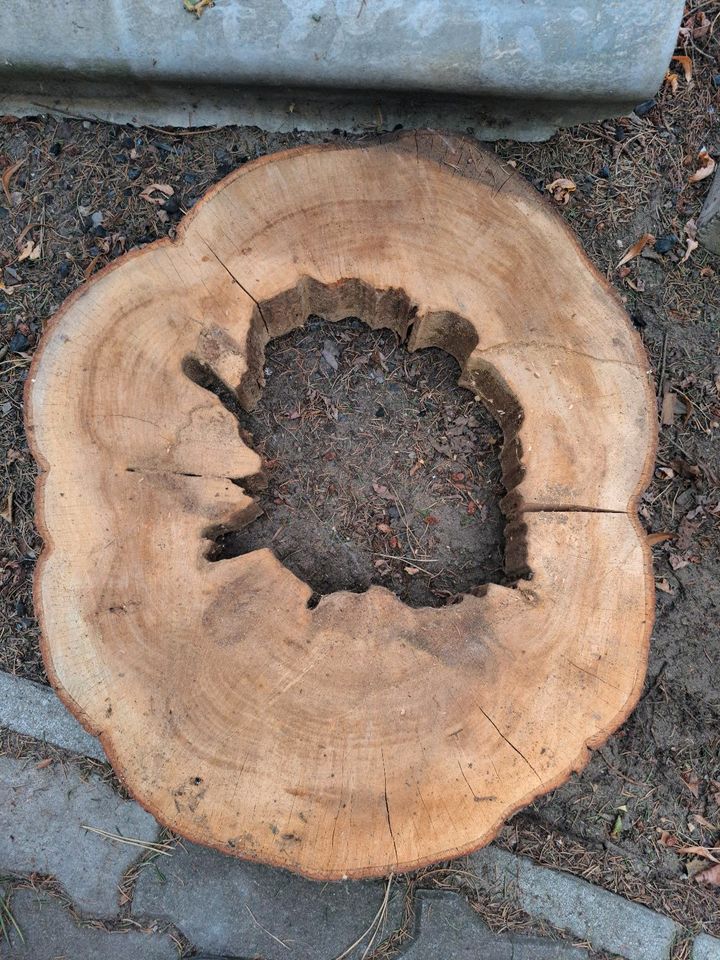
1, 2, 719, 940
212, 318, 504, 607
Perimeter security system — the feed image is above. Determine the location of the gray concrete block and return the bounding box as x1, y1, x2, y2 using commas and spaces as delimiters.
467, 847, 680, 960
0, 755, 160, 917
2, 888, 177, 960
694, 934, 720, 960
0, 0, 684, 139
698, 174, 720, 256
0, 671, 105, 761
133, 841, 402, 959
398, 890, 588, 959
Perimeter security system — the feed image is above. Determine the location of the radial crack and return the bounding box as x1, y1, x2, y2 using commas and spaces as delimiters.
478, 707, 542, 783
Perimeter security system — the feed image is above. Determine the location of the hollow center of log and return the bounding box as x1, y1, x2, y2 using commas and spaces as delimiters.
188, 292, 509, 608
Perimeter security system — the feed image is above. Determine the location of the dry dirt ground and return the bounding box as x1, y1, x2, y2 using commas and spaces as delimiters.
1, 2, 719, 945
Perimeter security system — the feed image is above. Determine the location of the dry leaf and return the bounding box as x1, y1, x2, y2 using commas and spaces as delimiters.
404, 566, 420, 576
35, 758, 53, 770
545, 178, 576, 204
655, 578, 674, 594
140, 183, 175, 204
696, 862, 720, 885
376, 522, 392, 534
700, 266, 716, 279
658, 829, 679, 847
680, 238, 698, 265
17, 239, 41, 262
681, 769, 701, 798
664, 72, 679, 94
647, 532, 675, 546
618, 233, 655, 268
661, 388, 684, 426
1, 158, 24, 205
0, 485, 13, 524
677, 845, 719, 862
689, 149, 716, 185
183, 0, 214, 16
671, 55, 693, 82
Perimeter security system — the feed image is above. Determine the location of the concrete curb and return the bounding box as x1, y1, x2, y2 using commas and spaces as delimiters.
0, 670, 106, 761
468, 847, 681, 960
1, 0, 684, 138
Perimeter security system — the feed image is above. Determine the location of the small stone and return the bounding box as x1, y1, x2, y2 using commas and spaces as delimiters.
128, 167, 141, 181
0, 753, 159, 916
49, 141, 62, 157
163, 195, 180, 214
133, 842, 402, 959
654, 235, 677, 255
4, 889, 177, 960
631, 312, 647, 329
58, 261, 71, 279
712, 75, 720, 88
596, 165, 610, 179
9, 331, 29, 353
90, 211, 104, 227
634, 99, 656, 118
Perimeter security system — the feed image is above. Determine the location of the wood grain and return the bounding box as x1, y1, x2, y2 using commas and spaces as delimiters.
26, 132, 656, 879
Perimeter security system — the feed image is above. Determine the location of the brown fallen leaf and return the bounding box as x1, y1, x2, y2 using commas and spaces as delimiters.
696, 862, 720, 885
140, 183, 175, 204
545, 177, 576, 204
404, 566, 420, 576
677, 844, 719, 862
681, 769, 701, 798
647, 531, 675, 546
1, 158, 24, 205
681, 220, 699, 265
658, 829, 679, 847
661, 388, 685, 426
618, 233, 655, 268
0, 485, 13, 524
664, 71, 679, 94
17, 239, 41, 262
183, 0, 214, 16
671, 55, 693, 82
376, 522, 392, 534
689, 149, 716, 185
35, 758, 53, 770
655, 578, 674, 594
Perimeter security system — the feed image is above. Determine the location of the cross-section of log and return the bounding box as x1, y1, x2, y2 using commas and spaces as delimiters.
27, 132, 656, 880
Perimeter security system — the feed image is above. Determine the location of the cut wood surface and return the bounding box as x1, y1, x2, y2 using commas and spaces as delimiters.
27, 132, 656, 879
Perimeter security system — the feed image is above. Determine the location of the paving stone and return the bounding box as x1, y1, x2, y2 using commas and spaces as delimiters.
468, 847, 681, 960
698, 172, 720, 255
0, 670, 105, 761
133, 841, 402, 959
694, 934, 720, 960
0, 755, 160, 917
397, 890, 588, 959
3, 888, 177, 960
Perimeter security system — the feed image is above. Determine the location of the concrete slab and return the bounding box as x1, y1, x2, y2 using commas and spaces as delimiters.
2, 888, 177, 960
133, 840, 402, 959
0, 0, 684, 139
0, 670, 105, 761
698, 173, 720, 255
467, 847, 681, 960
396, 890, 588, 959
694, 934, 720, 960
0, 755, 160, 917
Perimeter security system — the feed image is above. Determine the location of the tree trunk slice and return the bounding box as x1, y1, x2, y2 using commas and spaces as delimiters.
26, 132, 656, 880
